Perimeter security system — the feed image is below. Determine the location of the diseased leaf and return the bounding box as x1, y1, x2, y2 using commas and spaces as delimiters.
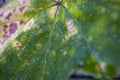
0, 0, 120, 80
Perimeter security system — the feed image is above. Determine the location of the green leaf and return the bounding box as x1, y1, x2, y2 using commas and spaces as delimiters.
0, 0, 120, 80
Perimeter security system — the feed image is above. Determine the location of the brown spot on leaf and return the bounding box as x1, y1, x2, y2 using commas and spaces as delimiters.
4, 31, 8, 34
36, 44, 42, 49
3, 25, 8, 28
3, 28, 6, 32
13, 8, 16, 12
19, 20, 25, 25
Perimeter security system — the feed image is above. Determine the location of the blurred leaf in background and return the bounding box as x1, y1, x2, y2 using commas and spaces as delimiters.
0, 0, 120, 80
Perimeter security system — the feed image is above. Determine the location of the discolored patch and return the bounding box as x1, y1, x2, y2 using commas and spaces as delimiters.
66, 19, 76, 35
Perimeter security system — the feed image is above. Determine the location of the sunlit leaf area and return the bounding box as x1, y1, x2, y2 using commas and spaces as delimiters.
0, 0, 120, 80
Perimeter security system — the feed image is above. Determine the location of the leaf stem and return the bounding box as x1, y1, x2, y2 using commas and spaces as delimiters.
53, 5, 59, 20
44, 5, 60, 64
25, 4, 57, 25
61, 4, 80, 26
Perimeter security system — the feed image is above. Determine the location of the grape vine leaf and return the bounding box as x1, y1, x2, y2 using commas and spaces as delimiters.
0, 0, 120, 80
